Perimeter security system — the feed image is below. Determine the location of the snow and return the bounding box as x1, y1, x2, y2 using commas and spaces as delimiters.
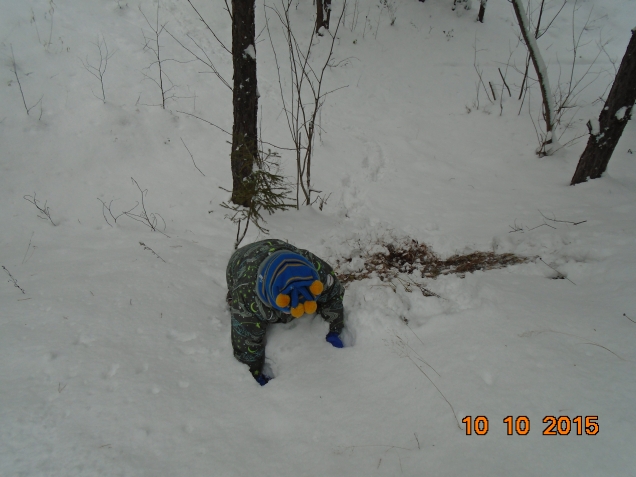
1, 0, 636, 476
588, 117, 601, 136
615, 105, 630, 121
244, 44, 256, 60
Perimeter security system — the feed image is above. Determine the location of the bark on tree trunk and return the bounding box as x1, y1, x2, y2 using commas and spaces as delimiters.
571, 29, 636, 185
478, 0, 487, 23
231, 0, 258, 207
316, 0, 323, 33
324, 0, 331, 30
316, 0, 331, 33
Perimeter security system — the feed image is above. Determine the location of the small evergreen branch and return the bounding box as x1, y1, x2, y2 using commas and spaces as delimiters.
220, 148, 294, 249
139, 242, 166, 262
23, 193, 56, 226
3, 266, 25, 294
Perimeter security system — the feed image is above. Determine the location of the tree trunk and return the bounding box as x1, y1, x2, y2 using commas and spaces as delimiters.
571, 29, 636, 185
316, 0, 331, 33
478, 0, 487, 23
324, 0, 331, 30
231, 0, 258, 207
511, 0, 555, 155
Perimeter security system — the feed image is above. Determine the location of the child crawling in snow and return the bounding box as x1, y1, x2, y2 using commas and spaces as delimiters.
226, 239, 345, 385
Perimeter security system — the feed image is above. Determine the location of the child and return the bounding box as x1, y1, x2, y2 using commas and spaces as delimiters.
226, 239, 345, 385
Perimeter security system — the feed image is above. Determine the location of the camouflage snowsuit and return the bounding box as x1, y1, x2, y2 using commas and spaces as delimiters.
226, 239, 345, 375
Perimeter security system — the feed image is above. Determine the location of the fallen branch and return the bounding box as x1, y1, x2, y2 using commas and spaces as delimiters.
2, 266, 25, 294
139, 242, 166, 262
538, 210, 587, 226
538, 257, 576, 285
23, 193, 56, 226
509, 211, 586, 233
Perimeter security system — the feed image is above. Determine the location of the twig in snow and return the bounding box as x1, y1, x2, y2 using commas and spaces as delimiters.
3, 266, 25, 294
97, 198, 125, 227
538, 210, 587, 226
123, 178, 169, 237
139, 242, 166, 262
79, 35, 116, 103
400, 325, 440, 377
388, 334, 460, 430
581, 342, 626, 361
180, 137, 205, 176
23, 193, 56, 226
523, 328, 624, 360
527, 221, 556, 231
22, 232, 35, 264
498, 67, 511, 97
489, 81, 497, 101
538, 257, 575, 285
10, 44, 44, 117
623, 313, 636, 324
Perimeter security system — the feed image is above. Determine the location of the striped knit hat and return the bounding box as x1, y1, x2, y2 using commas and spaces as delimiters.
256, 250, 324, 318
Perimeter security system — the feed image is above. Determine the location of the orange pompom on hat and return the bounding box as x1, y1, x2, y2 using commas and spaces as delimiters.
256, 250, 323, 319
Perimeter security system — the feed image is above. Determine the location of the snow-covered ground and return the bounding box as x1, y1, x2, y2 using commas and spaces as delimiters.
1, 0, 635, 475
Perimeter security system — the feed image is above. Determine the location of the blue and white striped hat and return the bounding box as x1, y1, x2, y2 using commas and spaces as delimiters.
256, 250, 324, 318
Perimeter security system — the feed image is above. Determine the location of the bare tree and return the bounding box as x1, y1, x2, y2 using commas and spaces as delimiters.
571, 29, 636, 185
230, 0, 258, 207
266, 0, 347, 207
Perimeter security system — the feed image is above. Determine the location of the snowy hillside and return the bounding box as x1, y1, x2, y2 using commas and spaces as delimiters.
1, 0, 636, 475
